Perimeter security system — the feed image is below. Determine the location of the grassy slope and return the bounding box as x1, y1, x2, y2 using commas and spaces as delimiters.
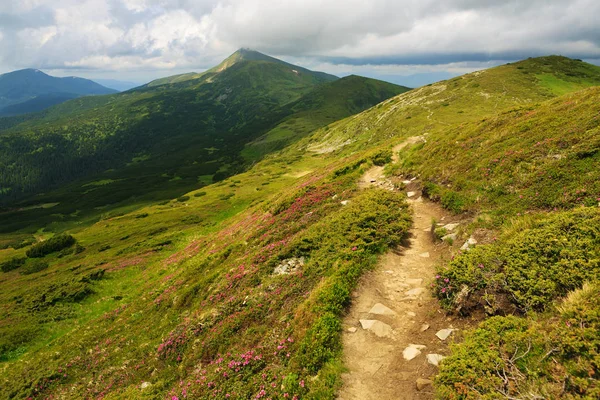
367, 61, 599, 397
241, 75, 410, 162
0, 147, 411, 399
399, 86, 600, 217
299, 56, 600, 157
0, 56, 599, 399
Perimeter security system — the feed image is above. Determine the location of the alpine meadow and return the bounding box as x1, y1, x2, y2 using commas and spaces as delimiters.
1, 2, 600, 400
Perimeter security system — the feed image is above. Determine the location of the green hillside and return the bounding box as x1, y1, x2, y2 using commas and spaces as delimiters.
0, 50, 405, 233
0, 55, 599, 399
241, 75, 410, 161
301, 56, 600, 156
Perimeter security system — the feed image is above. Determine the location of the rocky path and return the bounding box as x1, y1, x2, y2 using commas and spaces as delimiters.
339, 157, 465, 399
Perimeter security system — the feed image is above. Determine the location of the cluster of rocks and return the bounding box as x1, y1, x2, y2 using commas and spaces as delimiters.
437, 221, 460, 242
369, 177, 396, 191
436, 221, 479, 251
273, 257, 305, 275
460, 236, 478, 251
347, 299, 458, 392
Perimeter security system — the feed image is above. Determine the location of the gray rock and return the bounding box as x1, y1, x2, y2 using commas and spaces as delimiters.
273, 257, 305, 275
347, 327, 357, 333
369, 303, 397, 316
460, 237, 478, 251
426, 353, 446, 366
359, 319, 394, 338
419, 252, 430, 258
442, 223, 460, 231
340, 200, 350, 206
406, 191, 416, 198
419, 323, 430, 332
140, 382, 152, 390
402, 344, 426, 361
441, 233, 457, 242
435, 329, 455, 341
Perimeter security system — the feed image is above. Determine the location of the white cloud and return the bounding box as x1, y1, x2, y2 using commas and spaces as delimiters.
0, 0, 598, 82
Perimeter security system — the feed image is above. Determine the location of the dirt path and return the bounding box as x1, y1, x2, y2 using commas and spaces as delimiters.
339, 146, 466, 399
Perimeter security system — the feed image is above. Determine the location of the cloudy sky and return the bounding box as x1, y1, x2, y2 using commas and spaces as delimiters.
1, 0, 599, 87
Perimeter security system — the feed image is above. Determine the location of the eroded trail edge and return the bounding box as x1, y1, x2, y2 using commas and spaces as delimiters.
339, 159, 464, 399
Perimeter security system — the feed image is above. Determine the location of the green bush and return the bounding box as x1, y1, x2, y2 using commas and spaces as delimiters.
26, 234, 76, 258
20, 259, 49, 275
13, 238, 35, 249
0, 326, 39, 361
176, 195, 190, 202
1, 256, 26, 272
434, 208, 600, 314
422, 181, 441, 201
437, 283, 600, 399
441, 190, 470, 213
370, 149, 393, 166
193, 191, 207, 197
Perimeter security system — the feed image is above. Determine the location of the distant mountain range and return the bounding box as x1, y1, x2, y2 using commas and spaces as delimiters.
0, 49, 408, 225
0, 69, 117, 116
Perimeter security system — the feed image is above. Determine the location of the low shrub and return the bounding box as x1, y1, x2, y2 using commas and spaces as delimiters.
434, 208, 600, 314
1, 256, 26, 272
26, 234, 76, 258
20, 259, 49, 275
422, 181, 441, 201
176, 195, 190, 202
441, 190, 471, 214
437, 283, 600, 399
370, 149, 393, 166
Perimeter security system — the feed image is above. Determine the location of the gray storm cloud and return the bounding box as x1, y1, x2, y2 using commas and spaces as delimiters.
0, 0, 598, 79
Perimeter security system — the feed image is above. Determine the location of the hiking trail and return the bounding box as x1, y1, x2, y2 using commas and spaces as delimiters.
339, 139, 468, 399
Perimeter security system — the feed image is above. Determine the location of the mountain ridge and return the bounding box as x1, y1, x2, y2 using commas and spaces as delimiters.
0, 68, 117, 115
144, 48, 338, 88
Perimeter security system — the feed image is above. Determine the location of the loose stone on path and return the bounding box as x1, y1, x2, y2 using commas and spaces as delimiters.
405, 287, 425, 297
426, 353, 446, 366
359, 319, 394, 338
435, 328, 455, 341
403, 344, 426, 361
416, 378, 433, 391
369, 303, 397, 316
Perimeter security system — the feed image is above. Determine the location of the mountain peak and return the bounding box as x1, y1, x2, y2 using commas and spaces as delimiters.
210, 48, 276, 72
1, 68, 49, 78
